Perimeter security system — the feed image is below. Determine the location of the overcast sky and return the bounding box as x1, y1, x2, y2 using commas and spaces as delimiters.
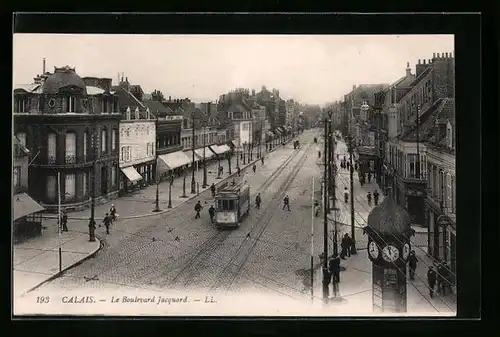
13, 34, 454, 106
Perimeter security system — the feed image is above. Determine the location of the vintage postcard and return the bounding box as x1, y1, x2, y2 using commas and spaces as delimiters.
13, 32, 456, 316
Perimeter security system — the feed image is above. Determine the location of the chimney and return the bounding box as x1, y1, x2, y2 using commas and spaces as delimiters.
125, 77, 128, 82
433, 53, 436, 58
423, 59, 426, 64
418, 59, 421, 64
168, 96, 171, 101
43, 58, 46, 74
406, 62, 411, 76
428, 59, 431, 64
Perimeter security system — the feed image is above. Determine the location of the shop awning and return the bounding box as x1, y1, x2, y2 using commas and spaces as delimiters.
210, 145, 230, 155
228, 140, 237, 147
265, 131, 274, 137
121, 166, 143, 183
194, 147, 215, 160
13, 193, 45, 221
274, 129, 282, 135
159, 151, 192, 170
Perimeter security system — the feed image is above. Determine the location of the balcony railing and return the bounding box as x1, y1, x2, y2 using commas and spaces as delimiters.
65, 154, 77, 164
32, 154, 94, 168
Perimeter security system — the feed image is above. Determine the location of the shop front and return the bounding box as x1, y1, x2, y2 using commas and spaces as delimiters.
356, 146, 378, 175
119, 165, 143, 195
159, 150, 192, 179
13, 193, 45, 242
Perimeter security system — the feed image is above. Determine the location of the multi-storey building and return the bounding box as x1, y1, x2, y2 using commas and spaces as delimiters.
112, 77, 156, 194
424, 98, 455, 280
14, 64, 121, 213
385, 52, 454, 227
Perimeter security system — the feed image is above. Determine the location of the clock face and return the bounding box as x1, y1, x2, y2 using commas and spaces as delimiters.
382, 245, 400, 263
402, 243, 411, 260
368, 241, 379, 259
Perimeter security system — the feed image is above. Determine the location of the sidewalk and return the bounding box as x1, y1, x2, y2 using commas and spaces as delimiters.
13, 223, 100, 297
13, 136, 298, 297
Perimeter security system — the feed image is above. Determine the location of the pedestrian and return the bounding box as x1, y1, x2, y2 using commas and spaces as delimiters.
102, 213, 111, 234
220, 165, 224, 175
208, 205, 215, 223
255, 193, 262, 209
373, 190, 380, 206
368, 172, 372, 184
318, 150, 321, 158
408, 250, 418, 280
367, 192, 372, 207
237, 165, 241, 177
346, 234, 353, 257
88, 218, 96, 242
261, 156, 264, 165
194, 201, 203, 219
346, 161, 350, 170
110, 204, 117, 223
438, 261, 450, 296
343, 187, 349, 203
329, 254, 341, 286
252, 164, 256, 173
210, 183, 216, 197
340, 234, 348, 259
354, 162, 358, 171
61, 210, 68, 232
427, 265, 437, 298
282, 195, 291, 211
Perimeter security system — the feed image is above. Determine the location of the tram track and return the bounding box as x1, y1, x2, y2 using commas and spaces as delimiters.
208, 140, 313, 293
160, 138, 310, 289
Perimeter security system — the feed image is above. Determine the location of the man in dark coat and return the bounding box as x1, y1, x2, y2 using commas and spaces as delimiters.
255, 193, 262, 209
194, 201, 203, 219
427, 265, 437, 298
282, 195, 291, 211
210, 183, 216, 197
61, 211, 68, 232
237, 165, 241, 176
367, 172, 372, 184
88, 218, 96, 242
329, 254, 341, 286
102, 213, 111, 234
261, 156, 264, 165
252, 164, 256, 173
373, 190, 380, 206
340, 234, 351, 259
208, 205, 215, 223
408, 250, 418, 280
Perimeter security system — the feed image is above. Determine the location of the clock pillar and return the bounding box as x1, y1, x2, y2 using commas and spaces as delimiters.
365, 187, 413, 314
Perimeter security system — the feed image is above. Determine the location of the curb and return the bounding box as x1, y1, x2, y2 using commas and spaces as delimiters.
41, 139, 297, 222
23, 237, 102, 295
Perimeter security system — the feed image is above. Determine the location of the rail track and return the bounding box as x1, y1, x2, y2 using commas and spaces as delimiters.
208, 140, 313, 293
163, 138, 311, 289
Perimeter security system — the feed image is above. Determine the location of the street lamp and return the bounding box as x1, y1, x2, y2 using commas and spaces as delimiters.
227, 149, 232, 175
242, 142, 247, 165
167, 173, 173, 208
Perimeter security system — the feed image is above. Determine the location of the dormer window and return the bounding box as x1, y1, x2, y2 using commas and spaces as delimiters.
446, 121, 453, 149
135, 107, 140, 119
66, 96, 76, 112
102, 100, 108, 113
126, 107, 131, 120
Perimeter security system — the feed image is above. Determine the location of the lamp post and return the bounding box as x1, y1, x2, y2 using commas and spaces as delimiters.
347, 102, 357, 255
202, 125, 208, 188
227, 149, 232, 175
191, 110, 196, 194
242, 142, 246, 165
216, 142, 222, 179
167, 173, 173, 208
322, 116, 330, 301
153, 114, 161, 212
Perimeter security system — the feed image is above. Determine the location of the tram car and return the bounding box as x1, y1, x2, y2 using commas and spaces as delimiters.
213, 181, 251, 229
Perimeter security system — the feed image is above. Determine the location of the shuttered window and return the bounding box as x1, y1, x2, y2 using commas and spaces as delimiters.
46, 175, 56, 200
83, 132, 88, 158
446, 173, 452, 211
82, 172, 88, 196
65, 132, 76, 163
48, 133, 56, 163
101, 129, 107, 152
112, 130, 117, 150
65, 173, 76, 198
451, 175, 456, 213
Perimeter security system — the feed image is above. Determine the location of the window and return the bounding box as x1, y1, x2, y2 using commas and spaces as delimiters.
48, 133, 56, 163
66, 96, 76, 112
446, 122, 453, 149
17, 98, 27, 113
228, 112, 233, 120
113, 100, 118, 112
102, 100, 108, 113
83, 132, 88, 158
446, 173, 452, 211
101, 129, 107, 152
151, 142, 155, 156
82, 172, 88, 196
65, 132, 76, 163
121, 146, 126, 162
13, 166, 21, 188
126, 107, 131, 120
451, 176, 456, 213
112, 130, 117, 151
65, 173, 76, 199
135, 108, 140, 119
127, 146, 131, 161
46, 175, 56, 200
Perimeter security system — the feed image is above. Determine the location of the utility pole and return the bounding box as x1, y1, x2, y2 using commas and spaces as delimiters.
153, 113, 161, 212
322, 117, 330, 301
57, 171, 62, 272
202, 125, 208, 188
90, 123, 97, 239
348, 129, 357, 255
191, 109, 196, 194
310, 176, 315, 303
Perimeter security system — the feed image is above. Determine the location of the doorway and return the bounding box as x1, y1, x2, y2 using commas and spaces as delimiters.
407, 195, 425, 226
101, 166, 108, 196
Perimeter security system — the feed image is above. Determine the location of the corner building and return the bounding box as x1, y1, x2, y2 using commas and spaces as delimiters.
13, 65, 121, 212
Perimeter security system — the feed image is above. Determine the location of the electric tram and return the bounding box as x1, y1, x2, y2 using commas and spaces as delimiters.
213, 181, 251, 229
